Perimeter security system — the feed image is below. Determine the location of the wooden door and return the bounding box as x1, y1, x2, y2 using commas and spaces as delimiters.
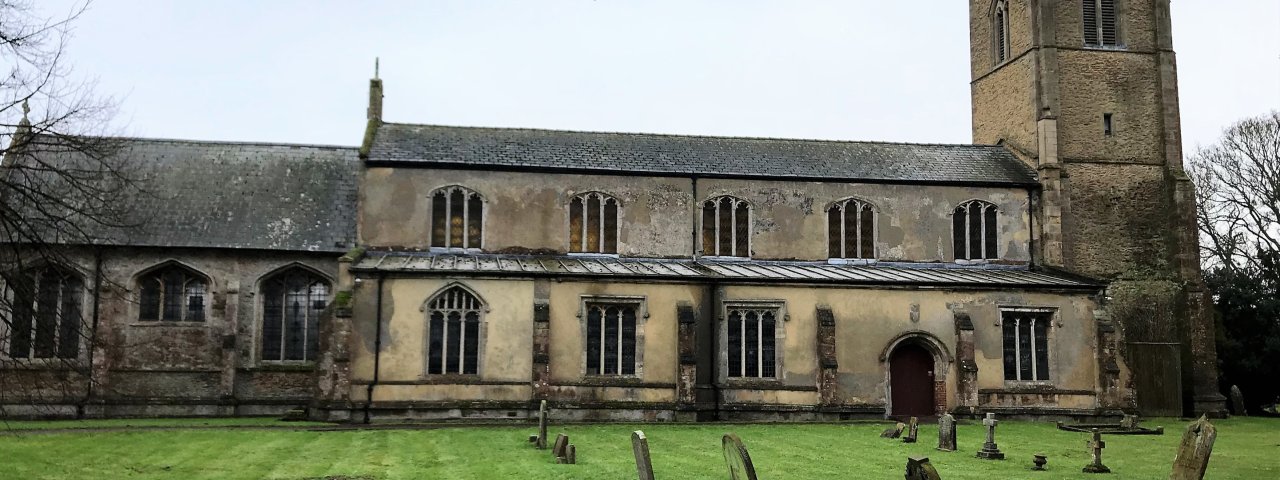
890, 344, 935, 418
1128, 342, 1183, 417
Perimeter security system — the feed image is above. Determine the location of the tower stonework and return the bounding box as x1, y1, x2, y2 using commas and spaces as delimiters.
970, 0, 1226, 417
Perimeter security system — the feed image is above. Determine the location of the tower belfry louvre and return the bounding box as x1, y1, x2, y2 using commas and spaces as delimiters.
0, 3, 1222, 420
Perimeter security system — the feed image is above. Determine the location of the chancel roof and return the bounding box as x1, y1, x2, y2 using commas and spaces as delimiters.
367, 123, 1038, 186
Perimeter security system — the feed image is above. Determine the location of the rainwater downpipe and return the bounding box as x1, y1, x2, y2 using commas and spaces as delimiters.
363, 273, 385, 424
691, 175, 722, 419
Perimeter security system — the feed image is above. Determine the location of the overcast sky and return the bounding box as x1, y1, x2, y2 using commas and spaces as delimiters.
36, 0, 1280, 155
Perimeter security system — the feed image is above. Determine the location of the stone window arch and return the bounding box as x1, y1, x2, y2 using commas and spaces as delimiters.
424, 283, 486, 375
137, 262, 209, 322
260, 267, 330, 363
993, 0, 1011, 63
1083, 0, 1119, 47
952, 200, 998, 262
429, 185, 484, 250
827, 197, 877, 260
2, 265, 84, 360
568, 191, 620, 254
701, 195, 751, 258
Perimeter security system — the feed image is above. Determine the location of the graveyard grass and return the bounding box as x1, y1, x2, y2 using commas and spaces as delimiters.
1, 417, 1277, 479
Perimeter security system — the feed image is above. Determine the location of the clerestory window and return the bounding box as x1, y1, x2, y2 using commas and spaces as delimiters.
425, 285, 484, 375
2, 266, 83, 360
1082, 0, 1119, 47
1002, 310, 1053, 382
827, 198, 876, 260
138, 264, 208, 322
569, 192, 620, 254
429, 185, 484, 250
701, 196, 750, 258
953, 200, 999, 262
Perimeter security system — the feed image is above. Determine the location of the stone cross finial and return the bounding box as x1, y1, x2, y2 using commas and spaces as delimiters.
976, 413, 1005, 460
374, 57, 380, 79
1082, 429, 1111, 473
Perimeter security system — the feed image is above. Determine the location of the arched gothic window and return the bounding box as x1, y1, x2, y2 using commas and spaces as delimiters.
701, 196, 750, 258
139, 264, 208, 322
425, 285, 483, 375
827, 198, 876, 260
994, 0, 1011, 63
1083, 0, 1119, 47
429, 185, 484, 249
952, 200, 999, 261
3, 266, 83, 360
569, 192, 619, 254
261, 268, 330, 362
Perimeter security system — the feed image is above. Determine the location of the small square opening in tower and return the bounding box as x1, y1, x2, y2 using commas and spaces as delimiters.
1103, 113, 1114, 136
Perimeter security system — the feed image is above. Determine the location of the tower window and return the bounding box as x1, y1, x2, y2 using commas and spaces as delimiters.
994, 0, 1010, 64
1083, 0, 1119, 47
1103, 113, 1114, 136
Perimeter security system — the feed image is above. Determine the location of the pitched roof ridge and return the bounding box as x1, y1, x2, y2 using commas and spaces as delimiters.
31, 133, 357, 151
380, 121, 1005, 150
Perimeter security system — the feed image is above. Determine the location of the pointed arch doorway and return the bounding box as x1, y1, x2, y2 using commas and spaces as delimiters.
889, 343, 935, 418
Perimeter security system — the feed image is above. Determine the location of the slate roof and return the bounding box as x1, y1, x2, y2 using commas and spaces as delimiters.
367, 123, 1038, 186
352, 252, 1102, 290
33, 136, 360, 252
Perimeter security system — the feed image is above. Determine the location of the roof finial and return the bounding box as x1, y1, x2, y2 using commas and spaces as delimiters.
18, 99, 30, 128
374, 57, 379, 80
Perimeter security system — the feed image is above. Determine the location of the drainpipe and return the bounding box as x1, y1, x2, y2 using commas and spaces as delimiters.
362, 273, 385, 424
691, 175, 700, 258
80, 248, 103, 419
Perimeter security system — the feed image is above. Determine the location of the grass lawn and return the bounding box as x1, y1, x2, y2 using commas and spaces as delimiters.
0, 417, 1276, 479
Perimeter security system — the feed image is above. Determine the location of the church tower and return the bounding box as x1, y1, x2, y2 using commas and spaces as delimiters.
969, 0, 1226, 416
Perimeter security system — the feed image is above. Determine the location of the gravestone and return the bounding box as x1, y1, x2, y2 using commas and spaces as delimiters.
556, 444, 577, 465
1170, 416, 1217, 480
937, 413, 957, 452
552, 434, 570, 458
975, 413, 1005, 460
903, 417, 920, 443
905, 456, 943, 480
1081, 429, 1111, 473
1229, 385, 1246, 416
881, 422, 907, 439
632, 430, 655, 480
536, 400, 549, 449
722, 433, 759, 480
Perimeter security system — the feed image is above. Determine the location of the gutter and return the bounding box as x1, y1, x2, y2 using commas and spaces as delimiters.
362, 273, 386, 424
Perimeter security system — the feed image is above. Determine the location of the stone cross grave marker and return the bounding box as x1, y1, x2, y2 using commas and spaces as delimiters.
552, 433, 570, 459
905, 456, 943, 480
976, 413, 1005, 460
937, 413, 957, 452
903, 416, 920, 443
536, 400, 549, 449
1081, 429, 1111, 473
632, 430, 655, 480
1230, 385, 1246, 416
881, 422, 906, 439
1170, 416, 1217, 480
722, 433, 759, 480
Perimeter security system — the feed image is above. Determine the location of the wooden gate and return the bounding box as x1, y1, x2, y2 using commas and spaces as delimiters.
1127, 342, 1182, 417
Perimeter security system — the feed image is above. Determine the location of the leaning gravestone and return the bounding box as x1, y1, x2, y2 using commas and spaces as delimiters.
556, 444, 577, 465
881, 422, 907, 439
905, 456, 943, 480
552, 433, 570, 459
1230, 385, 1246, 417
937, 413, 957, 452
536, 400, 549, 449
1081, 429, 1111, 473
1170, 416, 1217, 480
632, 430, 655, 480
976, 413, 1005, 460
722, 433, 759, 480
903, 417, 920, 443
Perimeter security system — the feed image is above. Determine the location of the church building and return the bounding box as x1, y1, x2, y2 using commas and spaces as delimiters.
0, 0, 1226, 420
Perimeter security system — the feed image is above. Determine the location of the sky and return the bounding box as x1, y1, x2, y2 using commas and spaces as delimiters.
33, 0, 1280, 155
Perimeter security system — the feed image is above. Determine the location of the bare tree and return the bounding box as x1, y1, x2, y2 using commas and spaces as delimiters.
0, 0, 137, 419
1188, 111, 1280, 272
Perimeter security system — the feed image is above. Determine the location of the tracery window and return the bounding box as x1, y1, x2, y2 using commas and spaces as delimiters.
1002, 310, 1052, 382
994, 0, 1011, 63
725, 304, 779, 379
827, 198, 876, 260
1082, 0, 1119, 47
701, 196, 750, 258
583, 300, 639, 376
3, 267, 83, 360
429, 185, 484, 249
426, 285, 483, 375
138, 265, 207, 322
261, 268, 329, 362
952, 200, 999, 261
569, 192, 619, 254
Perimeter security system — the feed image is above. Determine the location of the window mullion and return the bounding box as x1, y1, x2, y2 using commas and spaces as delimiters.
1029, 317, 1038, 381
